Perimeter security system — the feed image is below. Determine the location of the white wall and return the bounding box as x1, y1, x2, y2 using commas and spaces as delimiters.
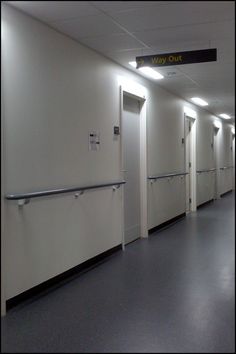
2, 4, 126, 300
147, 89, 186, 228
5, 189, 123, 298
195, 112, 234, 205
1, 3, 233, 308
196, 171, 215, 206
148, 175, 186, 229
196, 112, 215, 169
218, 124, 234, 195
1, 14, 7, 314
233, 135, 235, 190
196, 111, 215, 205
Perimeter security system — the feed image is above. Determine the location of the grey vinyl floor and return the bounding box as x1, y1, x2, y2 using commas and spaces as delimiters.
1, 192, 235, 353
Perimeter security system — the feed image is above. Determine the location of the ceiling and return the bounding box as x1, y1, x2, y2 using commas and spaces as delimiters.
5, 1, 235, 124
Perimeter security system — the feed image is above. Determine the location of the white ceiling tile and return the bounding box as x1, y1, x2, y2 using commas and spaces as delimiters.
90, 1, 173, 13
149, 41, 212, 55
211, 40, 235, 64
5, 1, 235, 118
159, 75, 198, 89
49, 14, 125, 38
7, 1, 101, 21
179, 61, 234, 77
104, 48, 159, 68
79, 34, 146, 53
134, 21, 234, 48
155, 67, 185, 78
110, 2, 234, 32
186, 74, 235, 90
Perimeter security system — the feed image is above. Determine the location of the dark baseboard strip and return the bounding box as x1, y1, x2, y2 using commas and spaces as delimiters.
6, 244, 122, 311
197, 199, 214, 209
148, 212, 186, 235
220, 189, 233, 197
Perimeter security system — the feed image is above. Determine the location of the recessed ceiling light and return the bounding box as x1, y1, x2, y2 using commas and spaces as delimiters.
191, 97, 208, 106
139, 67, 164, 80
129, 61, 137, 68
219, 113, 231, 119
129, 61, 164, 80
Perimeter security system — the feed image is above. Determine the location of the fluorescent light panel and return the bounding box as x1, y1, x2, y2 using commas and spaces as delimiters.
191, 97, 208, 106
219, 113, 231, 119
214, 120, 221, 129
129, 61, 164, 80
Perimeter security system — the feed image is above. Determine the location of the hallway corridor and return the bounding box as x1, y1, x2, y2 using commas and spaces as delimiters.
1, 192, 235, 353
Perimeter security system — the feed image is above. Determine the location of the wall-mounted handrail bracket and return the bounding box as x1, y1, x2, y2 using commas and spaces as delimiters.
74, 191, 84, 198
113, 184, 121, 190
18, 199, 30, 207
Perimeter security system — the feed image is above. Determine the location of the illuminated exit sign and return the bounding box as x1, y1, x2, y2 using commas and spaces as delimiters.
136, 48, 217, 68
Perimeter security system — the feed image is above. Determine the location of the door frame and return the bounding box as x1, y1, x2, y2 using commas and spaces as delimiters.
184, 113, 197, 212
119, 84, 148, 250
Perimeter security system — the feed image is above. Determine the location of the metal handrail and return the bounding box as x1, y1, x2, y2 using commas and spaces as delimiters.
220, 166, 233, 170
197, 168, 216, 173
148, 172, 189, 180
5, 181, 126, 205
